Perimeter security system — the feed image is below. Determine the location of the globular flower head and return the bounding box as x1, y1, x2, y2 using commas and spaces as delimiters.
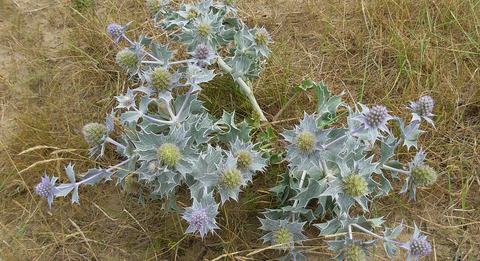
405, 95, 436, 128
353, 103, 394, 141
412, 165, 437, 186
197, 22, 212, 38
416, 96, 434, 117
82, 123, 107, 146
410, 238, 432, 258
116, 49, 138, 71
219, 168, 242, 190
182, 193, 220, 239
254, 28, 270, 46
36, 174, 59, 209
228, 138, 267, 176
402, 223, 433, 261
259, 217, 307, 251
365, 105, 389, 129
235, 150, 252, 171
146, 0, 164, 13
106, 23, 122, 38
195, 43, 210, 60
147, 67, 171, 92
273, 226, 294, 250
344, 243, 367, 261
158, 143, 181, 167
342, 173, 368, 198
295, 131, 316, 153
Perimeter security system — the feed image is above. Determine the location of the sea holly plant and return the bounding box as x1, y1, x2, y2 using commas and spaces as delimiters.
31, 0, 438, 260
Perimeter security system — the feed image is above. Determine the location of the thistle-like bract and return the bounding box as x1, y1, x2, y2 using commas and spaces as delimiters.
345, 243, 367, 261
197, 22, 212, 38
295, 131, 316, 154
273, 226, 294, 250
219, 168, 242, 190
182, 193, 220, 239
82, 123, 107, 146
106, 23, 122, 38
412, 165, 437, 186
410, 238, 432, 257
158, 143, 181, 167
116, 49, 138, 70
343, 174, 368, 198
149, 67, 171, 92
146, 0, 163, 13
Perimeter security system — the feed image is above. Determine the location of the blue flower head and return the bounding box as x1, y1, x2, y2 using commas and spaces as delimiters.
405, 95, 436, 128
36, 174, 60, 209
182, 193, 219, 239
401, 223, 432, 261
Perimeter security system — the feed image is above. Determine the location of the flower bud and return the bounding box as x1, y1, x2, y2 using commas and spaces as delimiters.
343, 174, 368, 197
82, 123, 107, 146
412, 165, 437, 186
411, 238, 432, 257
254, 28, 269, 46
416, 96, 434, 116
186, 7, 198, 19
273, 226, 293, 250
219, 169, 242, 190
106, 23, 122, 38
234, 150, 253, 171
197, 22, 212, 38
295, 131, 316, 153
365, 105, 388, 128
123, 175, 141, 195
345, 243, 367, 261
158, 143, 181, 167
149, 67, 171, 92
116, 49, 138, 70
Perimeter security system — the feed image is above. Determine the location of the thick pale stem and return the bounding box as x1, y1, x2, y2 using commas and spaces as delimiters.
105, 137, 126, 150
350, 223, 404, 246
217, 58, 267, 122
381, 164, 410, 175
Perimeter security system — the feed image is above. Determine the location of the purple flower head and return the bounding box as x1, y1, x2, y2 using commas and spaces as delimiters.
402, 223, 433, 261
405, 95, 436, 128
182, 193, 219, 239
106, 23, 122, 38
353, 103, 394, 141
36, 174, 59, 209
195, 44, 210, 60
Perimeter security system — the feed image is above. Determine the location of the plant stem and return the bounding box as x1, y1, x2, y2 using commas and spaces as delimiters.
132, 106, 174, 125
350, 223, 404, 246
381, 164, 410, 175
216, 57, 267, 122
105, 137, 126, 150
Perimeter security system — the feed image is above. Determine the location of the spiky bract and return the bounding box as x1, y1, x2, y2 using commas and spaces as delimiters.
254, 28, 270, 46
182, 193, 219, 238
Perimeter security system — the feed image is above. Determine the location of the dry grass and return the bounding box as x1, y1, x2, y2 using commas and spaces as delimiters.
1, 0, 479, 260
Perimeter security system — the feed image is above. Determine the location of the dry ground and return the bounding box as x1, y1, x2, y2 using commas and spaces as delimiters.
1, 0, 479, 260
